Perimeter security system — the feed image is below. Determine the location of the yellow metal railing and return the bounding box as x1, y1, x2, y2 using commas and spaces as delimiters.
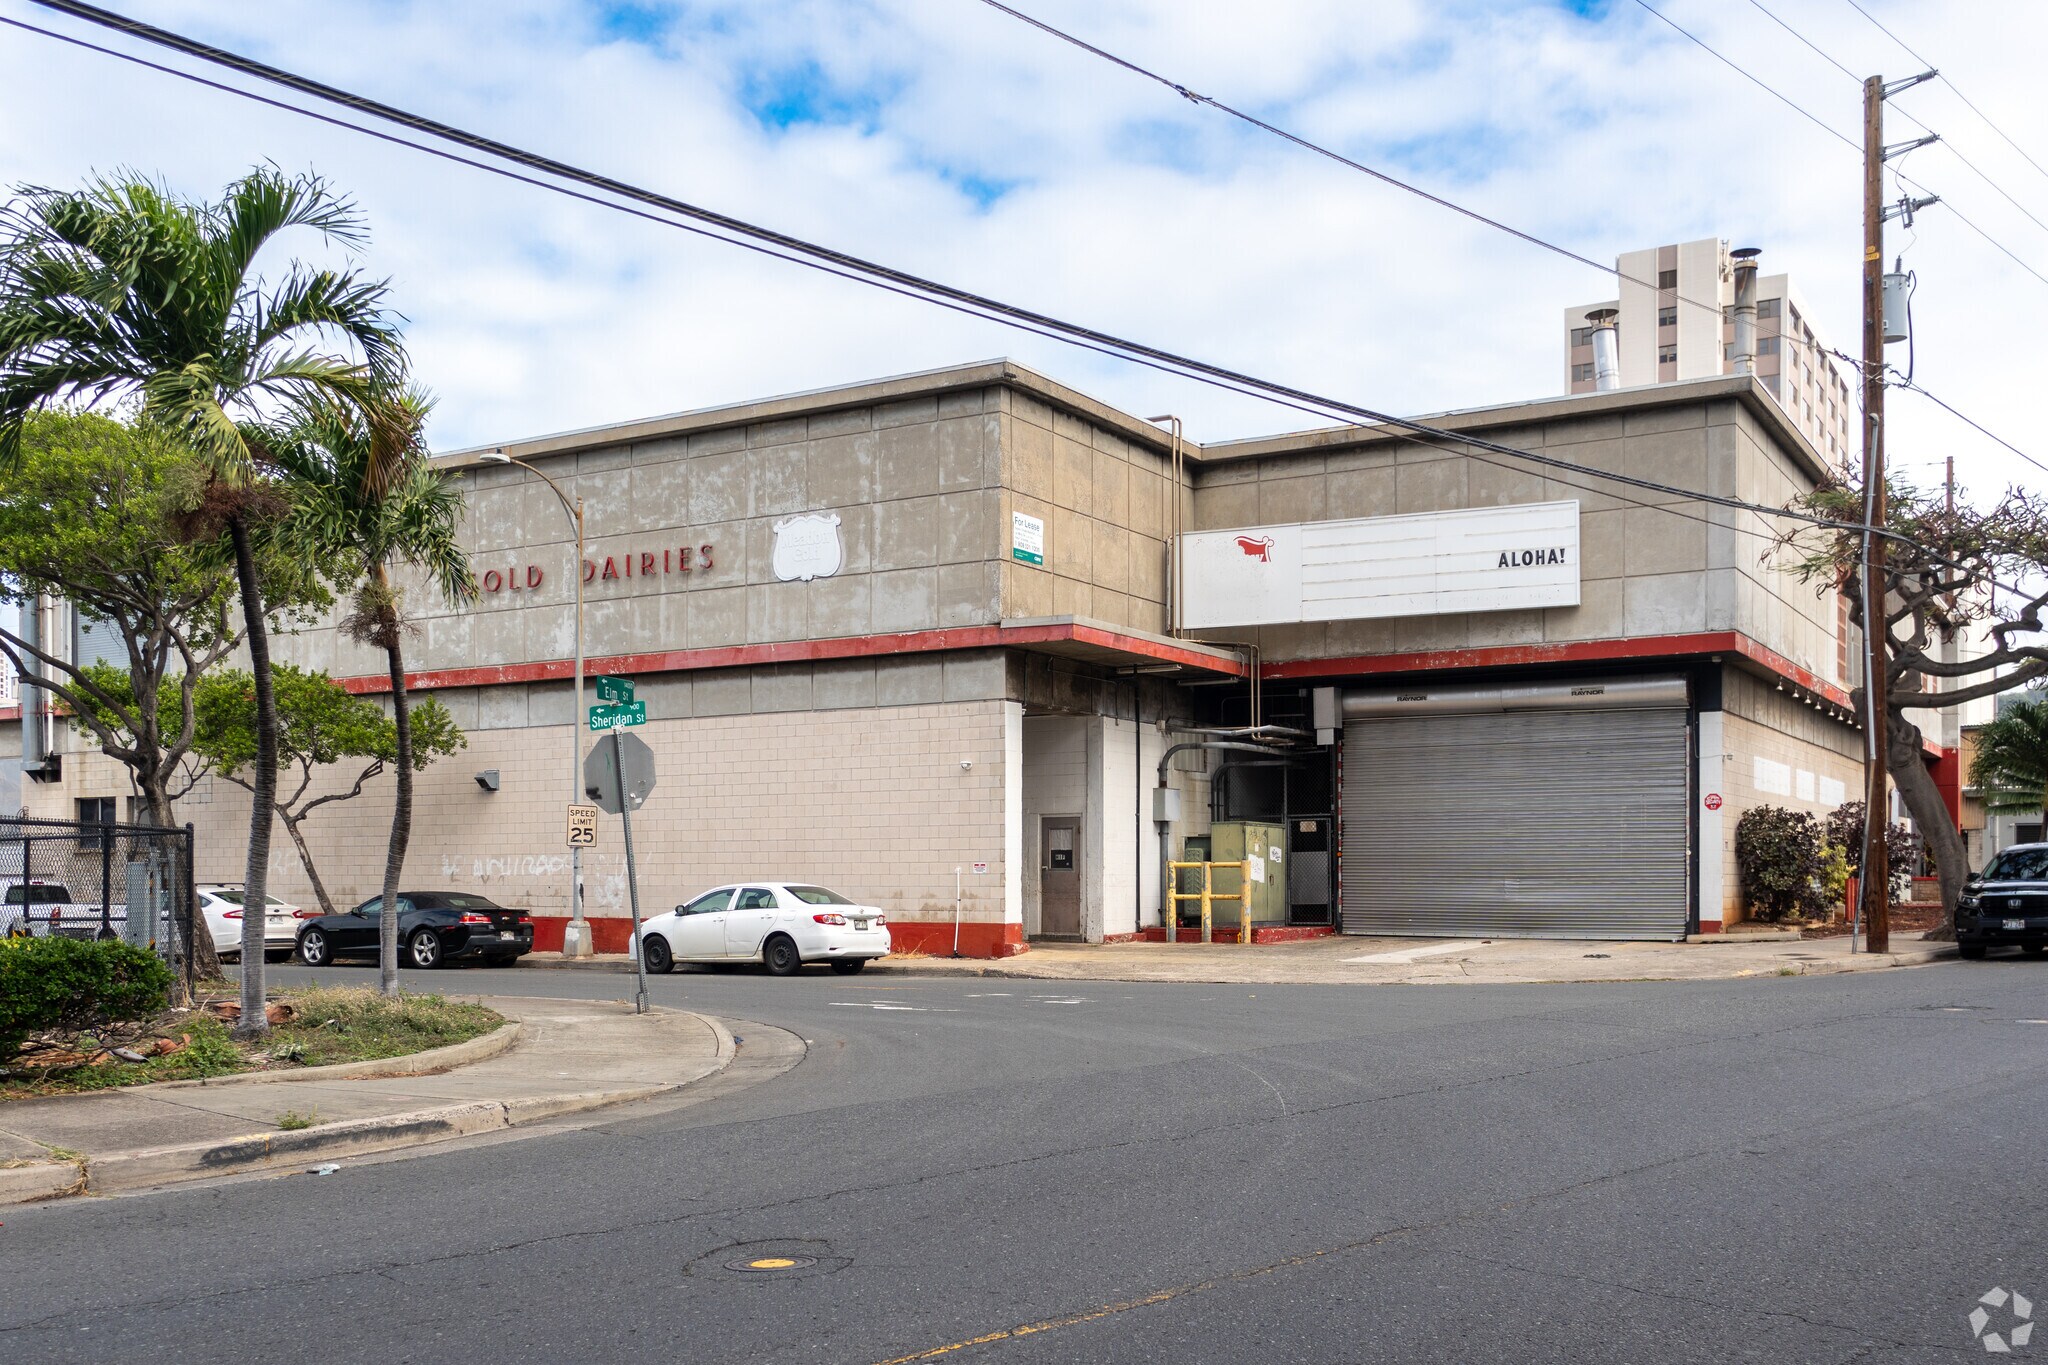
1166, 860, 1252, 945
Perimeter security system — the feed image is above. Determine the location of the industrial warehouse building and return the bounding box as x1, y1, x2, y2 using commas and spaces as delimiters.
12, 359, 1905, 954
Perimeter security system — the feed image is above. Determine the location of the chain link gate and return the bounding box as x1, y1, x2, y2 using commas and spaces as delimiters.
1, 816, 199, 999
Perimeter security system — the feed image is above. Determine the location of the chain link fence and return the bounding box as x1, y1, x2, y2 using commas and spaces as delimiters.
1, 816, 199, 998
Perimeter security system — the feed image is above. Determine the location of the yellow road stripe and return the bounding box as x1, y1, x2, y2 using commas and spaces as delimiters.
872, 1233, 1409, 1365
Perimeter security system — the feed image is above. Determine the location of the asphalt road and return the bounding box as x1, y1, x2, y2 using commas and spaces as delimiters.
4, 958, 2045, 1363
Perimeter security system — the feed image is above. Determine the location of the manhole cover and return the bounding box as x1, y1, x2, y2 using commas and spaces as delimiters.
727, 1255, 817, 1273
687, 1240, 848, 1281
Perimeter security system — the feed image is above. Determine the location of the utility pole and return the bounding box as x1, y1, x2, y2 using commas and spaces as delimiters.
1859, 73, 1890, 955
1857, 69, 1938, 955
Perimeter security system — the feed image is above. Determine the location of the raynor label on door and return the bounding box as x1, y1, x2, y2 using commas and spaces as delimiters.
1178, 499, 1581, 629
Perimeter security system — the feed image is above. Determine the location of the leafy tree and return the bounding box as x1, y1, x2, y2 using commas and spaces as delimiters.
0, 169, 405, 1035
1969, 696, 2048, 831
0, 411, 317, 980
276, 390, 474, 994
1735, 805, 1828, 922
185, 665, 465, 917
1782, 473, 2048, 939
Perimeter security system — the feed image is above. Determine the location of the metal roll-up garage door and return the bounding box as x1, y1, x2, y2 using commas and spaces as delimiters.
1339, 678, 1690, 941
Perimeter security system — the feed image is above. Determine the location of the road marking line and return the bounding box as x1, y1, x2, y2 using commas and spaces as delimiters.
871, 1229, 1407, 1364
1341, 940, 1489, 964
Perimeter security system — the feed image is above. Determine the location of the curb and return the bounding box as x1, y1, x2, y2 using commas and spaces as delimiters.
0, 1159, 83, 1203
5, 1011, 738, 1203
150, 1020, 523, 1090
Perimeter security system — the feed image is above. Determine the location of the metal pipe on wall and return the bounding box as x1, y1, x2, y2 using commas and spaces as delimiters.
1731, 247, 1761, 376
1148, 414, 1184, 637
19, 593, 45, 776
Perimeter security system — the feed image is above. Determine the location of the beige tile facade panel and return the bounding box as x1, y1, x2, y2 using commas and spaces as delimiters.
1186, 400, 1842, 678
998, 392, 1174, 636
1716, 710, 1866, 926
170, 698, 1016, 927
276, 390, 1006, 679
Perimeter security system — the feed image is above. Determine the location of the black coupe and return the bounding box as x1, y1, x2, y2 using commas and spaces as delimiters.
296, 892, 534, 969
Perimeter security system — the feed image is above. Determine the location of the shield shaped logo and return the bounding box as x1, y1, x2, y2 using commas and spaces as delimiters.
771, 512, 844, 582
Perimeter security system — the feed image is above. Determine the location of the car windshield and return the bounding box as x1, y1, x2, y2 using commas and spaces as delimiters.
1984, 848, 2048, 882
786, 886, 853, 906
4, 885, 73, 906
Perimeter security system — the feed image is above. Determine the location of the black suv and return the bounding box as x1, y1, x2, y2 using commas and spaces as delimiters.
1957, 844, 2048, 959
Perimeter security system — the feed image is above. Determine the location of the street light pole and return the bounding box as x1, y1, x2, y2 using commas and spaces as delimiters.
478, 450, 593, 958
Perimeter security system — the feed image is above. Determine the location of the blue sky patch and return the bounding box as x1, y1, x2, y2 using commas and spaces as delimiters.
593, 2, 671, 44
739, 59, 901, 132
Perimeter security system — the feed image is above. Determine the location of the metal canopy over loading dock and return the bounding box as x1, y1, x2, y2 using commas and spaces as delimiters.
1339, 676, 1691, 941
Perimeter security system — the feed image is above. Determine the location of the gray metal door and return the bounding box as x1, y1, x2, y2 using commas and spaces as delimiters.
1039, 816, 1082, 938
1340, 707, 1689, 940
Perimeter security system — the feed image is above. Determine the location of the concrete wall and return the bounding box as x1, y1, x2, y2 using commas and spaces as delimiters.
1186, 390, 1846, 688
998, 390, 1176, 635
278, 386, 1009, 679
1713, 667, 1866, 926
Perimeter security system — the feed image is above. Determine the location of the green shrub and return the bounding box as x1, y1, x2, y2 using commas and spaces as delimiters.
1822, 801, 1917, 899
1735, 805, 1828, 922
0, 937, 173, 1054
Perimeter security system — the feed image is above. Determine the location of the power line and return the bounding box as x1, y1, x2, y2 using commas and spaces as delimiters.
1, 1, 1898, 543
1889, 373, 2048, 480
1631, 0, 2048, 291
1839, 0, 2048, 189
1744, 0, 2048, 242
973, 0, 1845, 364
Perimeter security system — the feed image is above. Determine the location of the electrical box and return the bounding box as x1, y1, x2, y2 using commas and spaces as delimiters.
1204, 820, 1288, 925
1152, 787, 1182, 824
1881, 269, 1911, 345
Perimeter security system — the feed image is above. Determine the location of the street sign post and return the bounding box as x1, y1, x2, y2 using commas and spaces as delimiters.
565, 803, 598, 847
580, 725, 655, 1013
610, 724, 650, 1015
582, 731, 654, 814
587, 700, 646, 731
595, 676, 634, 704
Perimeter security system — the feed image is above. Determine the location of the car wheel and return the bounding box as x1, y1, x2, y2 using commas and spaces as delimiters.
1958, 936, 1988, 960
298, 929, 330, 967
763, 934, 802, 976
409, 929, 445, 969
829, 957, 866, 975
641, 933, 674, 975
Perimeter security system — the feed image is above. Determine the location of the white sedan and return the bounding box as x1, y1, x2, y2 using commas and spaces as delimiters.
634, 883, 891, 976
198, 884, 309, 961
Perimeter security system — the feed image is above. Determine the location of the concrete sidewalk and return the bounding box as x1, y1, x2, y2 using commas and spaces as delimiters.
529, 931, 1952, 987
0, 996, 733, 1204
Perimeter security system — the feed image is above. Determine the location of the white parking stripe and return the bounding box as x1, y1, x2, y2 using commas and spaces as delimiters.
1341, 940, 1491, 964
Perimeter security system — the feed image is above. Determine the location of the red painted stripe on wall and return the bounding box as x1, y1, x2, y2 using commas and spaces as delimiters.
334, 622, 1242, 695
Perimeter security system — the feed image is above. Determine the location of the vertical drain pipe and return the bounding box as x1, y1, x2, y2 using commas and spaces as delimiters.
1148, 415, 1185, 637
19, 593, 45, 778
1731, 247, 1761, 376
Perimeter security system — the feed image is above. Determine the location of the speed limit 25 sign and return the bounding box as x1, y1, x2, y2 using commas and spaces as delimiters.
565, 803, 599, 847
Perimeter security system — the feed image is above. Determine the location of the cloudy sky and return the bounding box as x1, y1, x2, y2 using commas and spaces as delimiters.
2, 0, 2045, 503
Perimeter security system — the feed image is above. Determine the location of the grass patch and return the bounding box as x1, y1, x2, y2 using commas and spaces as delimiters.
275, 1109, 317, 1131
271, 988, 501, 1068
0, 989, 501, 1099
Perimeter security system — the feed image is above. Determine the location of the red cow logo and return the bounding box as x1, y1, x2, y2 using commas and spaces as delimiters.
1234, 535, 1275, 562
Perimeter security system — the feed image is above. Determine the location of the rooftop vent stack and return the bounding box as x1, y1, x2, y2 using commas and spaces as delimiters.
1731, 247, 1761, 376
1586, 308, 1621, 391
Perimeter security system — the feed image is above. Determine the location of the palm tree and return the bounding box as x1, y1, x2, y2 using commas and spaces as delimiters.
0, 169, 404, 1036
1971, 695, 2048, 831
277, 388, 475, 995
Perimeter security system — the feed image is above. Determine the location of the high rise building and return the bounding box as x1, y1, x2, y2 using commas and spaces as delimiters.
1564, 238, 1855, 465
